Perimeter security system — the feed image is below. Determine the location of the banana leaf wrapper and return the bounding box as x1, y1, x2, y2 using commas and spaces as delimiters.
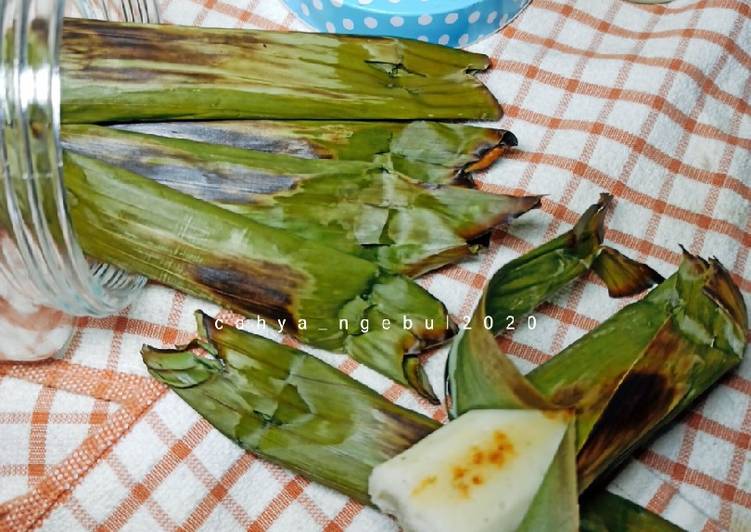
142, 201, 611, 531
141, 311, 678, 532
528, 250, 747, 489
112, 120, 518, 185
145, 311, 667, 530
445, 197, 747, 489
437, 194, 661, 530
140, 194, 712, 528
140, 310, 579, 524
445, 193, 664, 417
64, 151, 456, 401
60, 18, 501, 124
142, 311, 440, 503
60, 125, 541, 277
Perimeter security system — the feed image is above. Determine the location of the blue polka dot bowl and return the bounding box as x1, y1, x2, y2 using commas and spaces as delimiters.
282, 0, 531, 48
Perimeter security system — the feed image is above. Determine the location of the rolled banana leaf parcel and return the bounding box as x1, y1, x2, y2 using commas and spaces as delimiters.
142, 196, 746, 531
445, 193, 666, 417
110, 120, 519, 186
61, 18, 501, 123
64, 151, 457, 401
446, 212, 747, 489
443, 196, 747, 523
61, 120, 539, 399
62, 124, 539, 278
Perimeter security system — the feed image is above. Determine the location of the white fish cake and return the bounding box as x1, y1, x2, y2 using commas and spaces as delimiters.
368, 409, 571, 532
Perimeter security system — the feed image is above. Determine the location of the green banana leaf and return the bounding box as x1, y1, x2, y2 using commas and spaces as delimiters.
528, 251, 747, 489
445, 194, 663, 417
142, 310, 440, 504
516, 422, 579, 531
61, 18, 501, 123
143, 311, 578, 531
141, 195, 727, 529
61, 124, 541, 277
64, 151, 456, 401
445, 196, 747, 490
112, 120, 518, 185
439, 194, 663, 531
144, 310, 677, 530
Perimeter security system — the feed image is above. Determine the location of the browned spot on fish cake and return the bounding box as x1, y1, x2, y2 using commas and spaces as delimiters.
450, 431, 514, 499
411, 475, 437, 496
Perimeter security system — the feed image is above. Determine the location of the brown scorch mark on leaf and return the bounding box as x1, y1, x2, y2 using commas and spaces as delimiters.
575, 322, 688, 485
550, 384, 587, 407
63, 20, 258, 65
703, 257, 748, 329
463, 131, 519, 175
80, 67, 225, 84
455, 195, 543, 240
593, 246, 665, 298
192, 261, 302, 330
576, 371, 676, 482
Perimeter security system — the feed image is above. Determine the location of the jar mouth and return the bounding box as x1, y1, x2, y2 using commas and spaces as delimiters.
0, 0, 159, 317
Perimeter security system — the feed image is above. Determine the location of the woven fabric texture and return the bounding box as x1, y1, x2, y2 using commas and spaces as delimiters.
0, 0, 749, 530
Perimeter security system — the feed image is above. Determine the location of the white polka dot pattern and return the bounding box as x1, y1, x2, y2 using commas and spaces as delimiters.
281, 0, 531, 48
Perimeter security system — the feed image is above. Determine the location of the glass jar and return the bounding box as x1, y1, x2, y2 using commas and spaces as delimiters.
0, 0, 160, 361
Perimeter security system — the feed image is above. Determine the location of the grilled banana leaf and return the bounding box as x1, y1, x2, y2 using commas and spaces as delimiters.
143, 312, 578, 532
445, 196, 747, 490
112, 120, 518, 185
142, 310, 440, 503
61, 18, 501, 123
61, 125, 540, 277
445, 194, 663, 417
144, 311, 675, 530
64, 151, 455, 401
141, 198, 728, 528
528, 250, 747, 489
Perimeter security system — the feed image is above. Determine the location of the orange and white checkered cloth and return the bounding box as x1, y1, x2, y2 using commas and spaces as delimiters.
1, 0, 749, 530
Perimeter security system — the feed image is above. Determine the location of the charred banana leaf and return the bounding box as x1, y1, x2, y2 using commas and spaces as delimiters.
362, 194, 650, 531
142, 311, 440, 503
64, 151, 455, 401
144, 311, 578, 530
112, 120, 518, 185
438, 195, 661, 531
61, 18, 501, 123
445, 194, 663, 417
61, 125, 540, 277
445, 196, 747, 490
528, 250, 747, 489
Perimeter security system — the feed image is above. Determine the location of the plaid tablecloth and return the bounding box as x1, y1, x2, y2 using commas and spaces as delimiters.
1, 0, 750, 530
